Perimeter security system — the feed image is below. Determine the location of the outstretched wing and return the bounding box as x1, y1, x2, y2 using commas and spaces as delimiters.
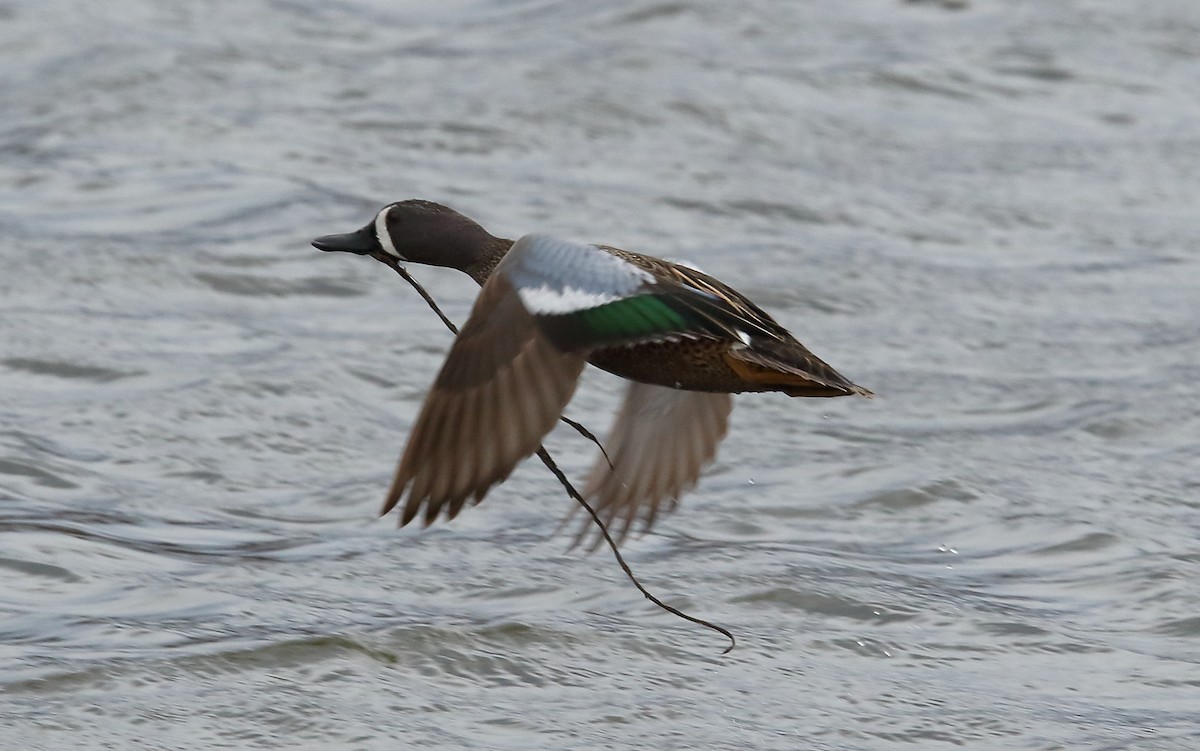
572, 383, 732, 549
382, 233, 713, 527
382, 262, 587, 526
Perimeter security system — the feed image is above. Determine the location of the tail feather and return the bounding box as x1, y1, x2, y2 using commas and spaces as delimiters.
723, 346, 872, 398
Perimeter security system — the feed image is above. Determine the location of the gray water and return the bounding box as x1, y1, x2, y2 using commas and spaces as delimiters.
3, 0, 1199, 748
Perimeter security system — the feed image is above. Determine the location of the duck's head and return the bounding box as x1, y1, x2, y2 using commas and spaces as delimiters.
312, 200, 507, 280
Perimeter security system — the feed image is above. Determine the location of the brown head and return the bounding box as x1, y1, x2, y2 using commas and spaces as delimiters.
312, 200, 512, 283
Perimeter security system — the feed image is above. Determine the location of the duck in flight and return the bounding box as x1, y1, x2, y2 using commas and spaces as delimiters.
313, 200, 871, 544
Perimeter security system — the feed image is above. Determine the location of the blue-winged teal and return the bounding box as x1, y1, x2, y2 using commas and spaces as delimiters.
314, 200, 871, 543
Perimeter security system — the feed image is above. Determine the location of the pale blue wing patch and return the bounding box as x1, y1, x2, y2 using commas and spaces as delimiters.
500, 234, 653, 315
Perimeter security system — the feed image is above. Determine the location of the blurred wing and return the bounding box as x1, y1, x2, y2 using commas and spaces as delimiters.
382, 269, 587, 526
572, 383, 732, 549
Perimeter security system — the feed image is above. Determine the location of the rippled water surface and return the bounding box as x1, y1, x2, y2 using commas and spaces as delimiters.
4, 1, 1200, 748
